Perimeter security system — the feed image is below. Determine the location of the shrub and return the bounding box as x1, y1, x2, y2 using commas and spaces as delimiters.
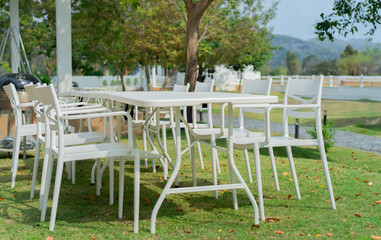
306, 120, 336, 152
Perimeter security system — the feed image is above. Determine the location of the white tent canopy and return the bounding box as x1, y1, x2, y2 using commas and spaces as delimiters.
9, 0, 72, 93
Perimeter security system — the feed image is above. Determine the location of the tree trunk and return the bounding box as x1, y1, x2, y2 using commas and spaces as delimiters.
119, 74, 126, 91
145, 65, 151, 91
197, 63, 205, 82
161, 67, 178, 90
184, 0, 213, 92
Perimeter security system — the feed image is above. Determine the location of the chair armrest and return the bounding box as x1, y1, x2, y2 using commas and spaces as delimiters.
266, 104, 319, 112
61, 111, 134, 152
61, 107, 110, 115
19, 102, 35, 108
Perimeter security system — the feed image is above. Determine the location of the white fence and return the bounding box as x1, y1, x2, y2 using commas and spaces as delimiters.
262, 75, 381, 88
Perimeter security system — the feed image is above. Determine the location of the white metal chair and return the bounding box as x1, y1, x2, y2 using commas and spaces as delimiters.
24, 84, 109, 205
236, 78, 279, 187
3, 84, 41, 188
182, 80, 215, 170
232, 75, 336, 221
34, 85, 140, 232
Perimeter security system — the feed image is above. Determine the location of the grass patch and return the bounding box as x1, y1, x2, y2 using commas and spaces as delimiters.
0, 133, 380, 239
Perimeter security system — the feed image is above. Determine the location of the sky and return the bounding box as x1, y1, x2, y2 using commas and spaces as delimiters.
268, 0, 381, 42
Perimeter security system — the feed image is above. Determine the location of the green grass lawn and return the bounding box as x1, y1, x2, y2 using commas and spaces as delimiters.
213, 92, 381, 137
0, 134, 380, 239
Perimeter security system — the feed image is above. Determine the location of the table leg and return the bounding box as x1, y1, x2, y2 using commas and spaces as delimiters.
227, 103, 259, 225
151, 107, 182, 234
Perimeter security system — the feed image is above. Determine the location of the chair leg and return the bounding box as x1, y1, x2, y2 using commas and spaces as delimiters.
244, 149, 253, 183
211, 136, 218, 199
109, 158, 114, 205
91, 161, 96, 185
71, 161, 76, 184
39, 140, 51, 211
41, 149, 54, 222
118, 158, 125, 219
184, 127, 192, 159
254, 143, 265, 221
189, 134, 197, 187
11, 132, 21, 188
66, 162, 71, 180
143, 128, 148, 169
96, 159, 101, 196
162, 125, 168, 179
196, 141, 204, 169
317, 136, 336, 209
268, 147, 280, 191
286, 146, 301, 199
30, 140, 41, 199
23, 136, 26, 161
49, 159, 65, 231
133, 149, 140, 233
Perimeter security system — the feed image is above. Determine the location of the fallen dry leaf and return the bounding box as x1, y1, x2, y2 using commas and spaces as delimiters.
316, 234, 321, 237
319, 185, 325, 188
327, 233, 333, 236
300, 233, 305, 236
88, 195, 95, 200
310, 190, 315, 193
46, 237, 53, 240
354, 178, 359, 180
286, 194, 292, 199
342, 219, 347, 222
0, 197, 3, 201
355, 194, 362, 196
355, 213, 361, 217
283, 171, 289, 176
228, 230, 234, 233
376, 200, 381, 204
185, 231, 191, 234
265, 217, 281, 223
365, 225, 375, 228
176, 206, 184, 211
218, 229, 222, 232
369, 182, 373, 186
92, 237, 96, 240
371, 236, 381, 240
362, 180, 368, 183
275, 230, 284, 235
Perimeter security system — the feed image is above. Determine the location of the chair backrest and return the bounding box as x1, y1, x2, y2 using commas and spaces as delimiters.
3, 83, 21, 109
239, 78, 272, 122
173, 83, 190, 92
283, 76, 323, 119
195, 80, 214, 92
34, 84, 62, 133
3, 83, 22, 125
24, 84, 45, 123
241, 78, 272, 95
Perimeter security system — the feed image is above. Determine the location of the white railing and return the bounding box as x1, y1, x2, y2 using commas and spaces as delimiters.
261, 75, 381, 88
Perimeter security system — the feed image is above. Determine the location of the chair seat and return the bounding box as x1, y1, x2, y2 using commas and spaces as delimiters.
266, 136, 318, 147
53, 142, 130, 162
192, 128, 229, 140
39, 132, 105, 146
232, 131, 266, 149
19, 123, 39, 136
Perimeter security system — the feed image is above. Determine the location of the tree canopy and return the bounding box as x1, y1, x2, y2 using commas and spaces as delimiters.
315, 0, 381, 41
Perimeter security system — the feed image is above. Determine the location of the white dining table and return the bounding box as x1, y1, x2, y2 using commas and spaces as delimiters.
60, 90, 278, 233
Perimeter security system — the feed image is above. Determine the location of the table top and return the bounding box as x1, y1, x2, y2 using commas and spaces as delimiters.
60, 91, 278, 107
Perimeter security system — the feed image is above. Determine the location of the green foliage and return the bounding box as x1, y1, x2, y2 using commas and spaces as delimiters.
126, 78, 131, 86
306, 120, 336, 152
102, 80, 108, 87
315, 0, 381, 41
110, 79, 116, 86
285, 51, 301, 75
134, 78, 139, 86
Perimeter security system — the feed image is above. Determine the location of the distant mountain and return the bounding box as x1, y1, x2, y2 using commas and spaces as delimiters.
268, 34, 380, 68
